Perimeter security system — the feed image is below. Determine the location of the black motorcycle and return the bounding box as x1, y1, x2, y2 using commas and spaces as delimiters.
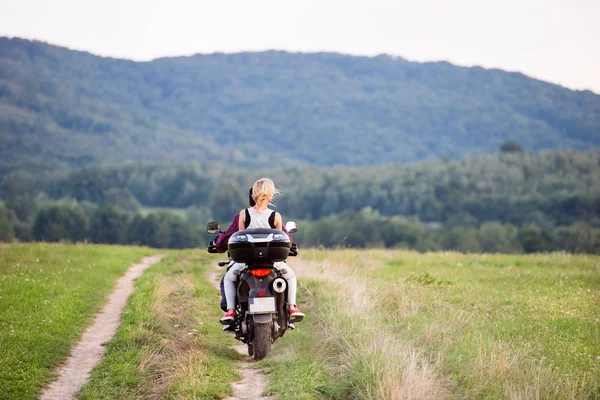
207, 221, 299, 360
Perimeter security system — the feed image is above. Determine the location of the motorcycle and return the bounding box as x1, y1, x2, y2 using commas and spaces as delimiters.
206, 220, 299, 360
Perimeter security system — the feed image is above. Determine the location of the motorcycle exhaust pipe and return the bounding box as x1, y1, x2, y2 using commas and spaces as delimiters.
272, 278, 287, 293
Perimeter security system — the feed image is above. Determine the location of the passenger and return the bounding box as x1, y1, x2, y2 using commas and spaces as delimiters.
220, 178, 304, 324
209, 187, 294, 311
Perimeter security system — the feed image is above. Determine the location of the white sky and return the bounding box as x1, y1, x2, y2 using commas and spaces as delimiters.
1, 0, 599, 93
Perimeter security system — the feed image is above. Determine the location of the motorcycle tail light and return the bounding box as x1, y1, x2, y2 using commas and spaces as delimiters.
250, 269, 271, 278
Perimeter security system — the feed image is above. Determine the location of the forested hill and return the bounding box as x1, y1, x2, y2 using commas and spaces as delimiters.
33, 149, 600, 227
1, 37, 599, 175
1, 149, 599, 251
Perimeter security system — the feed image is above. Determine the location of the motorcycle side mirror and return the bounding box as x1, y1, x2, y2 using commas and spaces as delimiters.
206, 221, 222, 234
285, 220, 298, 233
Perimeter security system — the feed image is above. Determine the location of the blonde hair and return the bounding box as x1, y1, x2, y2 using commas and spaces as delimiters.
252, 178, 279, 209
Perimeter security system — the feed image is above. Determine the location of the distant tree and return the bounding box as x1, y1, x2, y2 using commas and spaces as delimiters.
209, 180, 246, 223
127, 214, 158, 246
0, 170, 35, 222
380, 216, 420, 248
127, 211, 201, 249
12, 218, 33, 242
554, 222, 600, 253
337, 208, 384, 248
500, 139, 524, 153
446, 212, 478, 228
90, 206, 129, 244
103, 188, 141, 214
443, 227, 482, 253
32, 204, 89, 242
78, 201, 99, 220
518, 224, 552, 253
478, 222, 522, 253
151, 219, 172, 249
420, 197, 444, 222
185, 206, 212, 227
163, 214, 200, 249
0, 206, 15, 242
414, 230, 443, 252
65, 169, 107, 202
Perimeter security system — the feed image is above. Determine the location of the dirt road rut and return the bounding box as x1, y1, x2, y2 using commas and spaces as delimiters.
209, 270, 272, 400
41, 254, 165, 400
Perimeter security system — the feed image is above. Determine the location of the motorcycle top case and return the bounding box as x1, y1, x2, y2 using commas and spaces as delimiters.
228, 228, 291, 263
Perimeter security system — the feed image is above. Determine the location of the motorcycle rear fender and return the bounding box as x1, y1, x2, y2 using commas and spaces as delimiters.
253, 314, 272, 323
241, 273, 274, 296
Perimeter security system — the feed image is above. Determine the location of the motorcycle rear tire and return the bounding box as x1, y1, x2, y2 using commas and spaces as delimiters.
252, 321, 272, 360
247, 343, 254, 356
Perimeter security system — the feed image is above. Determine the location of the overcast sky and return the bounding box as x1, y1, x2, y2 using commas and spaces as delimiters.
1, 0, 599, 93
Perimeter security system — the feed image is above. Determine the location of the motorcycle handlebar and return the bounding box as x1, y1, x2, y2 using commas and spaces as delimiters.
207, 240, 218, 253
288, 243, 299, 257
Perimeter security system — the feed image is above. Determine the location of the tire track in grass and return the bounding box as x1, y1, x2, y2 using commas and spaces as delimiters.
288, 255, 449, 399
209, 268, 273, 400
40, 254, 165, 400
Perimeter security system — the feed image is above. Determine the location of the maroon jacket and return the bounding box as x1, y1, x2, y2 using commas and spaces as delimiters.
213, 213, 292, 253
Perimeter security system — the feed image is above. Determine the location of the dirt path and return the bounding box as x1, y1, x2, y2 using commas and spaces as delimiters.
41, 254, 166, 400
209, 269, 272, 400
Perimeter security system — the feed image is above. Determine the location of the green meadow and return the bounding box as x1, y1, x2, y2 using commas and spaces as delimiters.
0, 243, 155, 399
78, 251, 242, 399
265, 250, 600, 399
1, 245, 598, 399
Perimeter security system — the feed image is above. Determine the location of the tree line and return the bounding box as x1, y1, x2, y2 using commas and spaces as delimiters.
0, 201, 205, 249
31, 149, 600, 227
1, 148, 599, 252
294, 208, 600, 254
1, 201, 598, 253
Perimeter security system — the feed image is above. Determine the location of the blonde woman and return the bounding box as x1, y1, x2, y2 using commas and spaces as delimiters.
221, 178, 304, 324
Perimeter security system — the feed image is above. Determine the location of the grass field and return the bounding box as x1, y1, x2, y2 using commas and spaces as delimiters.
2, 245, 599, 399
78, 251, 241, 399
264, 250, 600, 399
0, 243, 155, 399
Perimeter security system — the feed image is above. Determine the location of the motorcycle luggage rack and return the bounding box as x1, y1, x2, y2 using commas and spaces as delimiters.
247, 264, 273, 268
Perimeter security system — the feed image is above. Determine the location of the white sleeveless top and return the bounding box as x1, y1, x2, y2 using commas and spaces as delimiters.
246, 207, 275, 229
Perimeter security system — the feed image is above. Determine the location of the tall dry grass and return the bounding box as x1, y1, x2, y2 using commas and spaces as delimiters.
290, 252, 448, 399
132, 275, 213, 399
289, 250, 596, 399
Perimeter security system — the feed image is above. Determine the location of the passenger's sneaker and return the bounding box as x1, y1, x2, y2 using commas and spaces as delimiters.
222, 325, 235, 334
220, 310, 235, 325
290, 307, 305, 322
